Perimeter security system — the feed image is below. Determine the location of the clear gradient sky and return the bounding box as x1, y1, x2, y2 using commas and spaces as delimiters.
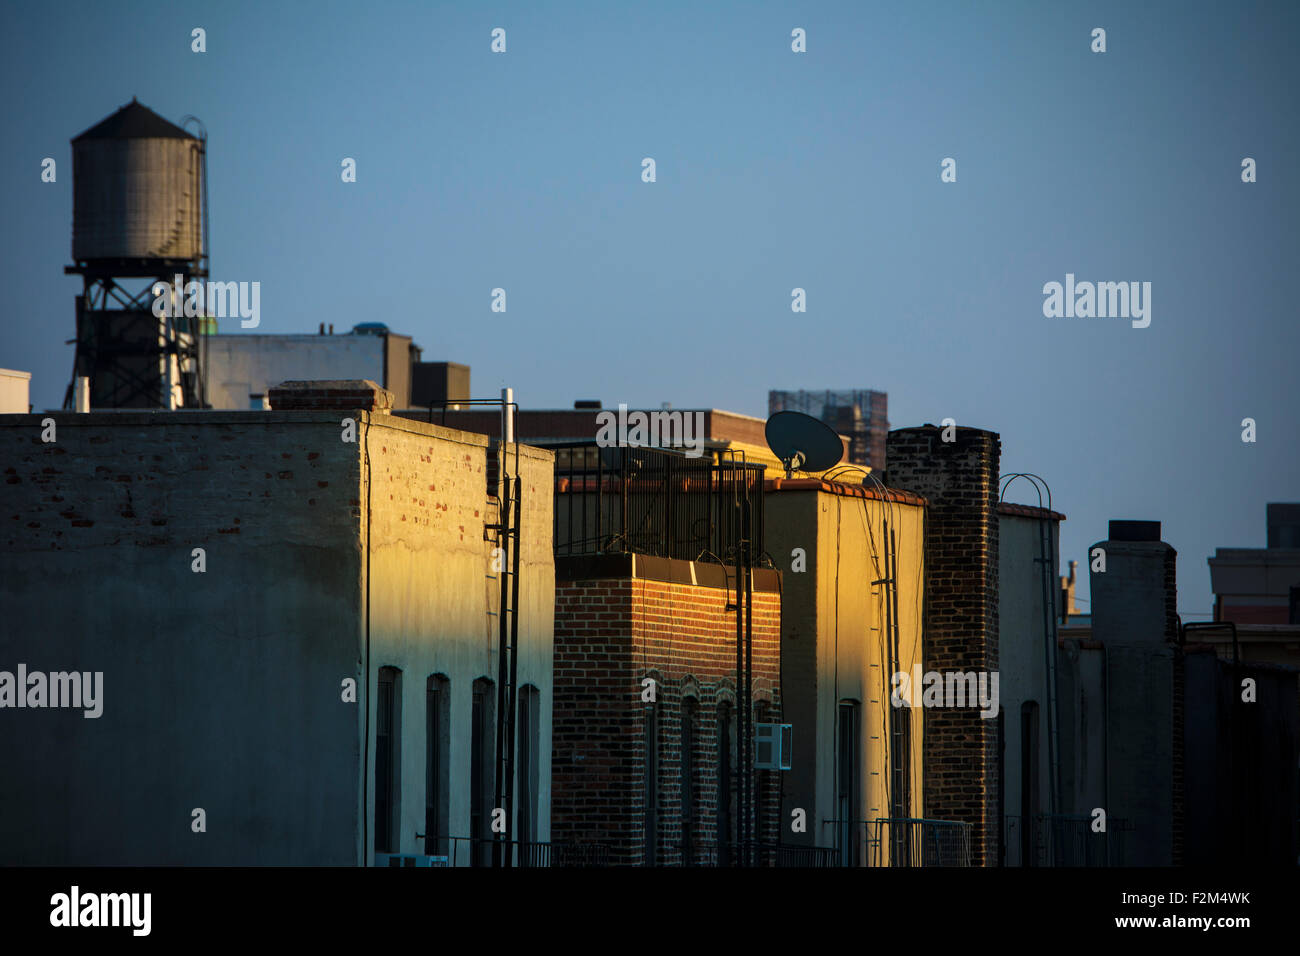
3, 0, 1298, 614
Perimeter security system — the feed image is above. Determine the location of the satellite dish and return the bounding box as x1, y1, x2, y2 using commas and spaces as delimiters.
765, 411, 844, 478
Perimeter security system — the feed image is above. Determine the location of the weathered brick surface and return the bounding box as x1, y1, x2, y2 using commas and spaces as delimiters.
886, 425, 1001, 866
552, 566, 781, 865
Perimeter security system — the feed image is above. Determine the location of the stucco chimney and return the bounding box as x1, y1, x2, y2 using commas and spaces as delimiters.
1090, 520, 1177, 644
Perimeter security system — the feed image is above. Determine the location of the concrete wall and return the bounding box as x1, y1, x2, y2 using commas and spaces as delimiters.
1183, 651, 1298, 865
1057, 638, 1176, 865
0, 410, 364, 864
205, 335, 383, 409
1056, 641, 1108, 824
0, 409, 554, 865
765, 483, 925, 863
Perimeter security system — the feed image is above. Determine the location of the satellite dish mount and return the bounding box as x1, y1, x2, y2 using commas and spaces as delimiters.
764, 411, 844, 479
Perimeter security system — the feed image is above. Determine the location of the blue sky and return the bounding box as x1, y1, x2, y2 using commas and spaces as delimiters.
3, 0, 1298, 613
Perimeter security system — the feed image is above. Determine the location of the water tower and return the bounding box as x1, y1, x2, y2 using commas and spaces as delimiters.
64, 98, 209, 409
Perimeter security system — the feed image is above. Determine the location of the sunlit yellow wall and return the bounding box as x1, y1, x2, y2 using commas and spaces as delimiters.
766, 486, 924, 863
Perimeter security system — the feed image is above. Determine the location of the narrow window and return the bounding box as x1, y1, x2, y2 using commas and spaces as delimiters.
375, 667, 402, 856
837, 700, 860, 866
471, 678, 495, 867
717, 701, 733, 866
425, 675, 449, 858
681, 698, 697, 864
892, 706, 912, 819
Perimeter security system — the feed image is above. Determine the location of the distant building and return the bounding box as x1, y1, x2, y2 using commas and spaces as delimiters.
1059, 560, 1081, 620
1208, 503, 1300, 625
769, 389, 888, 471
1059, 520, 1299, 866
0, 381, 552, 865
0, 369, 30, 413
203, 323, 467, 411
405, 403, 848, 475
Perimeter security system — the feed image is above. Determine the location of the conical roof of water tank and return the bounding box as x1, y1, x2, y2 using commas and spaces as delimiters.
72, 97, 195, 142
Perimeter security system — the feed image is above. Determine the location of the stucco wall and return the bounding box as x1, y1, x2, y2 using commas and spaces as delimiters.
359, 421, 554, 863
0, 410, 554, 866
998, 513, 1060, 844
765, 486, 925, 861
0, 410, 364, 864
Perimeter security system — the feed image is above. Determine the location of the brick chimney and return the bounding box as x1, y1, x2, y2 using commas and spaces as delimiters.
885, 424, 1001, 866
267, 380, 393, 414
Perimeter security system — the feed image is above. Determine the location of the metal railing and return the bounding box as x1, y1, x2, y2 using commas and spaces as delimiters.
549, 442, 766, 563
1003, 814, 1131, 866
674, 842, 839, 867
432, 836, 611, 868
842, 818, 974, 867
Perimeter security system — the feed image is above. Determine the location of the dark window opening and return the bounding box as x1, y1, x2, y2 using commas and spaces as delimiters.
471, 678, 495, 867
375, 667, 402, 856
837, 701, 860, 866
681, 698, 697, 863
718, 701, 734, 866
425, 675, 449, 857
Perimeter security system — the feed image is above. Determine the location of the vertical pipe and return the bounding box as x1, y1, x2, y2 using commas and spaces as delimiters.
743, 478, 753, 864
504, 475, 523, 863
493, 449, 510, 867
890, 526, 902, 816
883, 519, 895, 829
733, 462, 744, 865
501, 387, 514, 451
1039, 518, 1061, 837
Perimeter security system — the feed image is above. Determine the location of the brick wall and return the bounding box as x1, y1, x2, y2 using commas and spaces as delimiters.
885, 425, 1001, 866
552, 556, 781, 865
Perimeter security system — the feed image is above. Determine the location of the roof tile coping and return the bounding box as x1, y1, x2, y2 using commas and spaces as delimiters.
998, 502, 1067, 522
765, 476, 926, 507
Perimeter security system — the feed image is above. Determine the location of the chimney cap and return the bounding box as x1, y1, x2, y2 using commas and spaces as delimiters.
1108, 519, 1162, 542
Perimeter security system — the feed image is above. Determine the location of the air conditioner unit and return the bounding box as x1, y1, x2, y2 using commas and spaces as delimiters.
374, 853, 449, 867
754, 723, 793, 770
